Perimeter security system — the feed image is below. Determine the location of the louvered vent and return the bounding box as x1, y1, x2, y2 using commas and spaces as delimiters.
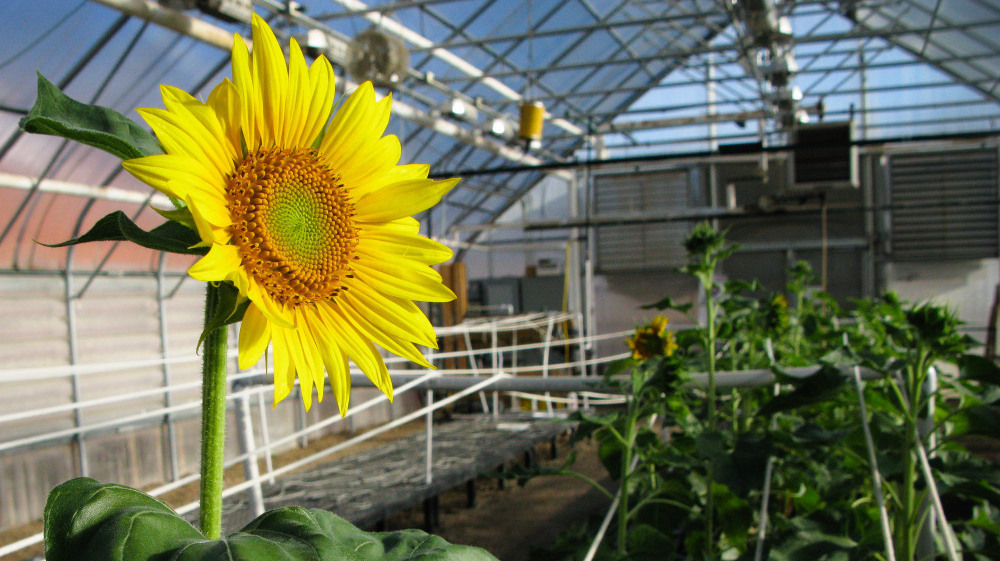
594, 169, 692, 272
889, 149, 999, 261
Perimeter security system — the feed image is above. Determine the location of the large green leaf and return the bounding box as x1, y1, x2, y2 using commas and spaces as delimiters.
20, 74, 162, 160
42, 211, 206, 255
45, 478, 499, 561
44, 478, 204, 561
961, 354, 1000, 387
759, 365, 846, 417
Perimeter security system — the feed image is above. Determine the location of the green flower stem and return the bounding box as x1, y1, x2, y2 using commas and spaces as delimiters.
704, 278, 717, 560
199, 283, 229, 540
617, 410, 637, 557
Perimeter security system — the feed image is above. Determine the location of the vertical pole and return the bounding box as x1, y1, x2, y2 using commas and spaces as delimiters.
511, 329, 519, 411
916, 367, 939, 559
858, 38, 870, 140
64, 270, 88, 477
425, 389, 434, 485
236, 391, 265, 517
576, 313, 590, 409
542, 315, 556, 417
489, 321, 500, 418
851, 361, 897, 561
256, 390, 275, 485
156, 257, 180, 482
296, 392, 309, 447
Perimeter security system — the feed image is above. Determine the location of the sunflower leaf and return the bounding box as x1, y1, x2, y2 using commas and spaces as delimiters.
198, 282, 249, 349
41, 211, 206, 255
44, 478, 500, 561
20, 73, 162, 160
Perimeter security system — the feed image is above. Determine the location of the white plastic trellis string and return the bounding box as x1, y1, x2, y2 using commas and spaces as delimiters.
753, 339, 780, 561
851, 360, 898, 561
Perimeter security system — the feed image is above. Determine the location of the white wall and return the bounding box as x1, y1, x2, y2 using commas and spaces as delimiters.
883, 258, 999, 343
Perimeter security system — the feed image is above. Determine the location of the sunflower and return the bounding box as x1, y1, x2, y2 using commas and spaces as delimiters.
123, 15, 457, 415
626, 315, 677, 360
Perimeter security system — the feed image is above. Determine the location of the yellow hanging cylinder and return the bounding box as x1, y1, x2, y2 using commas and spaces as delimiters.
518, 101, 545, 141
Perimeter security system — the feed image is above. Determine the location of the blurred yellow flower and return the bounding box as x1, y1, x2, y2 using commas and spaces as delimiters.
627, 315, 677, 360
124, 15, 457, 415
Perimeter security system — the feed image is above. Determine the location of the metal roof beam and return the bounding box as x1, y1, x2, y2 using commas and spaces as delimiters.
89, 0, 560, 170
326, 0, 584, 135
0, 172, 171, 207
433, 18, 1000, 84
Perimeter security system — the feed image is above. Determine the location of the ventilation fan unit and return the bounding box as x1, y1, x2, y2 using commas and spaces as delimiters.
790, 121, 858, 190
346, 28, 409, 88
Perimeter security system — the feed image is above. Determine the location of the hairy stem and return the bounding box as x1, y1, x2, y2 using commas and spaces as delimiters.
199, 283, 229, 540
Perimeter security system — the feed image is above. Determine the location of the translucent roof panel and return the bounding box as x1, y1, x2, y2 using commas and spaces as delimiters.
1, 0, 1000, 270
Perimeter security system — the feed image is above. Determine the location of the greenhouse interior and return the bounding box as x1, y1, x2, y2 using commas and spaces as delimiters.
2, 0, 1000, 560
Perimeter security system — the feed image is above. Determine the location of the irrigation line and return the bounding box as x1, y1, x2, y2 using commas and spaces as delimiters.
851, 363, 898, 561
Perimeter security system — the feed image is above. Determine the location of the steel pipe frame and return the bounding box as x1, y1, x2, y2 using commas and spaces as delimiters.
433, 18, 1000, 86
302, 365, 886, 393
88, 0, 553, 172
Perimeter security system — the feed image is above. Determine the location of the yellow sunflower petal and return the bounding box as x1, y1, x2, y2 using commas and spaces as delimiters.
160, 85, 239, 164
251, 14, 288, 147
207, 79, 243, 154
352, 258, 456, 303
271, 329, 295, 406
359, 227, 453, 265
337, 135, 401, 201
305, 54, 335, 145
137, 106, 233, 179
350, 281, 438, 348
319, 82, 384, 167
315, 304, 393, 401
337, 292, 434, 369
355, 177, 459, 223
230, 31, 258, 148
238, 305, 270, 369
280, 325, 316, 411
304, 308, 351, 417
184, 194, 230, 246
188, 243, 241, 282
245, 281, 294, 329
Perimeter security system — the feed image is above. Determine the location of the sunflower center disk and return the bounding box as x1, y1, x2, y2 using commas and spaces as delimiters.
226, 147, 358, 308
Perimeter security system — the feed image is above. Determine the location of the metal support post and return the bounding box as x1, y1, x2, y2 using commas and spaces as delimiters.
425, 389, 434, 485
156, 256, 180, 482
256, 390, 275, 484
64, 270, 88, 477
542, 315, 556, 416
235, 391, 265, 517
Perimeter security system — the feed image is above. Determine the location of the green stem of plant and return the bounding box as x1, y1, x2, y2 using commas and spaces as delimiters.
617, 410, 636, 557
199, 283, 229, 540
704, 278, 717, 560
558, 469, 615, 500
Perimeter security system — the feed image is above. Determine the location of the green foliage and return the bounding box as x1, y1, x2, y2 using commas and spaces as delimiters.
45, 478, 498, 561
535, 224, 1000, 561
20, 74, 162, 160
42, 210, 206, 255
